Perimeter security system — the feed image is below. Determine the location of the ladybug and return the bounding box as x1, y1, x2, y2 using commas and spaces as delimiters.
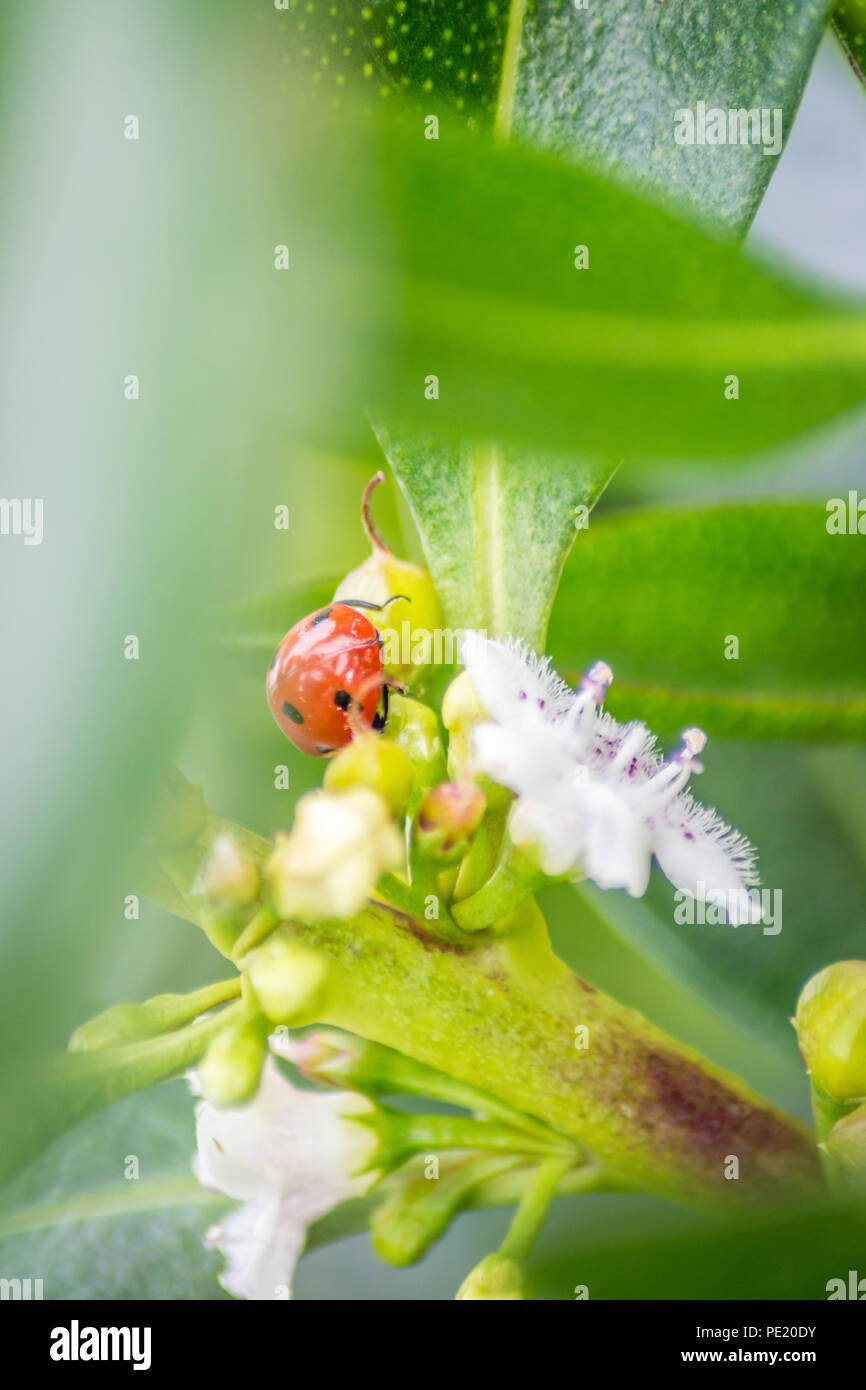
267, 598, 403, 757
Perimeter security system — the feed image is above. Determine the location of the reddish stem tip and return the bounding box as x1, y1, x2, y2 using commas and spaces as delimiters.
361, 471, 390, 554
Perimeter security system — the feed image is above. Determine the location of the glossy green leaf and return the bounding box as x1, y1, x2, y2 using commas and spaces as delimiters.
0, 1084, 228, 1300
377, 427, 615, 645
548, 502, 866, 740
282, 1, 831, 231
834, 0, 866, 84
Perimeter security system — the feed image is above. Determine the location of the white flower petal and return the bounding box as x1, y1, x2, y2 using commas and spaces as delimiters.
459, 633, 759, 908
193, 1059, 378, 1299
460, 632, 573, 729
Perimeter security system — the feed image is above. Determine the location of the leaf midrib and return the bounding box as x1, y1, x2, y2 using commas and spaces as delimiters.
0, 1178, 226, 1239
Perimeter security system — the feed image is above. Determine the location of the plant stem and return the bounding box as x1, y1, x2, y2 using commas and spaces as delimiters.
499, 1155, 574, 1262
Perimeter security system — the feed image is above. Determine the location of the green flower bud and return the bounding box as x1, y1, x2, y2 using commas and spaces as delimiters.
441, 671, 489, 771
333, 472, 444, 688
324, 733, 414, 817
198, 1015, 268, 1107
382, 694, 447, 805
825, 1101, 866, 1179
456, 1253, 527, 1301
795, 961, 866, 1101
416, 781, 486, 861
242, 929, 329, 1024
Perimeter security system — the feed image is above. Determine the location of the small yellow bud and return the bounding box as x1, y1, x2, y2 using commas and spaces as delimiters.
324, 733, 414, 817
456, 1253, 526, 1300
441, 671, 488, 770
795, 961, 866, 1101
334, 472, 444, 688
198, 1016, 268, 1107
243, 929, 329, 1023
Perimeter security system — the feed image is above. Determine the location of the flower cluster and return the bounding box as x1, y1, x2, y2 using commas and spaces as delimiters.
459, 631, 760, 917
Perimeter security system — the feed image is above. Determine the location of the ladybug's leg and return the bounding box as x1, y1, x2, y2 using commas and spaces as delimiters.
372, 682, 389, 732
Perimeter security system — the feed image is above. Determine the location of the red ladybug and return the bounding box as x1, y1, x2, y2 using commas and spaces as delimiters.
267, 599, 401, 757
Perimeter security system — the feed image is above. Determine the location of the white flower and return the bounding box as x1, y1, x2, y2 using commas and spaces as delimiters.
193, 1055, 379, 1300
460, 632, 760, 918
266, 787, 403, 922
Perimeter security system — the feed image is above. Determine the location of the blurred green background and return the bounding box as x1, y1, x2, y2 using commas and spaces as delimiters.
1, 3, 865, 1297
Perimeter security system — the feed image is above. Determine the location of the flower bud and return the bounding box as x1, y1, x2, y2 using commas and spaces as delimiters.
198, 1016, 268, 1107
416, 781, 486, 860
456, 1253, 527, 1300
242, 929, 329, 1024
441, 671, 488, 770
278, 1028, 360, 1086
198, 832, 260, 909
825, 1102, 866, 1179
333, 472, 444, 688
266, 788, 403, 922
383, 695, 447, 796
323, 733, 414, 817
795, 961, 866, 1101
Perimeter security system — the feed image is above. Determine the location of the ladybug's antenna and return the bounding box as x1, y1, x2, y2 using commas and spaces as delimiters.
361, 471, 391, 555
340, 594, 410, 613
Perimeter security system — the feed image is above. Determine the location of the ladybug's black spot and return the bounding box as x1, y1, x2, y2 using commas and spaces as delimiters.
333, 689, 352, 710
315, 745, 334, 756
311, 608, 332, 626
282, 701, 304, 725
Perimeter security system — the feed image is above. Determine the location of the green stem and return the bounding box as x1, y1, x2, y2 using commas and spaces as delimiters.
145, 813, 820, 1210
499, 1155, 574, 1262
358, 1105, 578, 1173
231, 906, 278, 963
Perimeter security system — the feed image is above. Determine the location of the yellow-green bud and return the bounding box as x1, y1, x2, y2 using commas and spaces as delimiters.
242, 929, 329, 1024
383, 695, 446, 793
198, 1016, 268, 1106
334, 472, 444, 688
826, 1102, 866, 1178
441, 671, 488, 770
456, 1253, 527, 1301
324, 733, 414, 817
795, 961, 866, 1101
417, 781, 486, 860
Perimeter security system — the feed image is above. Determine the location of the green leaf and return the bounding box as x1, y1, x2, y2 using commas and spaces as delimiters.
508, 0, 831, 233
347, 113, 866, 462
547, 502, 866, 740
0, 1083, 228, 1300
217, 578, 336, 673
834, 0, 866, 85
533, 1190, 866, 1299
283, 1, 831, 231
377, 426, 615, 645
